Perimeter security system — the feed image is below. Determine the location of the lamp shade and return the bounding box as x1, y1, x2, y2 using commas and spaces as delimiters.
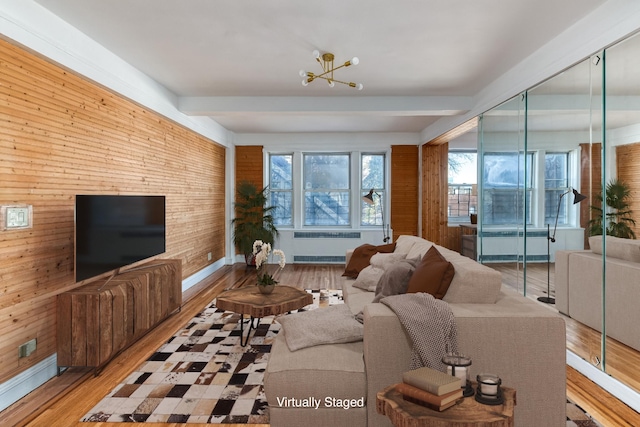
572, 189, 587, 204
362, 189, 375, 205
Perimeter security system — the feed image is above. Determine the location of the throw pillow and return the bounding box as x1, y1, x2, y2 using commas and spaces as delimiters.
406, 246, 455, 299
342, 242, 396, 278
371, 256, 420, 303
352, 265, 385, 291
369, 252, 407, 268
277, 304, 364, 351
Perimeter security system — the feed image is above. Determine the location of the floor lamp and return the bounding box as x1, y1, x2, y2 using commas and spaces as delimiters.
538, 188, 587, 304
363, 189, 390, 243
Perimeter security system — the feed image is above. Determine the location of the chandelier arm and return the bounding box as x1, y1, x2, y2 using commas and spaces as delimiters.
312, 75, 357, 87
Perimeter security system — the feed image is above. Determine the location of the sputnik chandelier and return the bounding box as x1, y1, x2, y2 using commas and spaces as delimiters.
299, 50, 363, 90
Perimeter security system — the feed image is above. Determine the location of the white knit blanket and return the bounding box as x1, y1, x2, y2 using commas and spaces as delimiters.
381, 293, 458, 371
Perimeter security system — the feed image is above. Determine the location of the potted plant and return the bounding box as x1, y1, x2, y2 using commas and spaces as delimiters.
588, 178, 636, 239
232, 181, 279, 264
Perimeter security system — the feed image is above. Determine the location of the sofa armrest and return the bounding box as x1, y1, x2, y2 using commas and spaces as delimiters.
362, 303, 411, 427
345, 248, 354, 266
362, 301, 567, 427
555, 250, 571, 315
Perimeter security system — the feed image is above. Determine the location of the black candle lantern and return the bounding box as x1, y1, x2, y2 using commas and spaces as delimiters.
475, 373, 504, 405
441, 353, 474, 397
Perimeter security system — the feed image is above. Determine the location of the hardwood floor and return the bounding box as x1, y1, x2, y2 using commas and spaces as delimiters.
2, 263, 639, 426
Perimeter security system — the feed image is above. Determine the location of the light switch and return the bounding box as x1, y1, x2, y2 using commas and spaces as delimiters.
2, 205, 32, 230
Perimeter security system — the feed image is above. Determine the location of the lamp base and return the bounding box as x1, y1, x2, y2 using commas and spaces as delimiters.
537, 296, 556, 304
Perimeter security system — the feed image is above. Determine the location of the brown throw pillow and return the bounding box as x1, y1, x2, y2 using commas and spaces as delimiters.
342, 242, 396, 278
406, 246, 455, 299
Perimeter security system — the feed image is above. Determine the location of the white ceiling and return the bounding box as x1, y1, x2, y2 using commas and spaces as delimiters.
32, 0, 608, 135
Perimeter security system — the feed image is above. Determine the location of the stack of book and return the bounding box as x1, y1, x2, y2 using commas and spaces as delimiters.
398, 367, 464, 411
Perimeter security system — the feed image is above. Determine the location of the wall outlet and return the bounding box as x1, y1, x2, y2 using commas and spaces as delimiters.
18, 338, 36, 358
207, 252, 212, 261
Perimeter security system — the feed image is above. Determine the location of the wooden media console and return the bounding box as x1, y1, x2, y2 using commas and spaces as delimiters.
56, 259, 182, 372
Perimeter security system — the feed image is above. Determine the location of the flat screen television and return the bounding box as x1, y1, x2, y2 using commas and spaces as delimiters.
75, 195, 166, 282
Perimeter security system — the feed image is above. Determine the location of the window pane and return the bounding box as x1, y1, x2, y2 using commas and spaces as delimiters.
361, 154, 385, 226
448, 152, 477, 223
270, 191, 292, 226
362, 192, 385, 226
270, 154, 292, 190
545, 153, 569, 225
304, 154, 349, 189
483, 189, 531, 225
304, 191, 350, 226
449, 152, 477, 184
269, 154, 293, 226
483, 152, 532, 225
362, 154, 385, 190
303, 154, 350, 226
483, 153, 531, 188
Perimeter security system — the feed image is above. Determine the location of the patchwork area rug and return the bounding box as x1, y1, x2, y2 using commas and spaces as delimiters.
81, 289, 343, 424
81, 288, 604, 425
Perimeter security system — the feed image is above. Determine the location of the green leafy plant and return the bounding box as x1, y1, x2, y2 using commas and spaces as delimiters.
588, 178, 636, 239
231, 181, 279, 263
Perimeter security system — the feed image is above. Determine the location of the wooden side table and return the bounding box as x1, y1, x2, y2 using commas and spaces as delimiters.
460, 223, 478, 260
377, 383, 516, 427
215, 285, 312, 346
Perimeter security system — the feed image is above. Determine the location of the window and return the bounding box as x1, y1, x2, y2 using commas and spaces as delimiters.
448, 152, 477, 223
361, 153, 386, 226
483, 152, 533, 225
303, 154, 350, 226
544, 152, 570, 226
269, 154, 293, 226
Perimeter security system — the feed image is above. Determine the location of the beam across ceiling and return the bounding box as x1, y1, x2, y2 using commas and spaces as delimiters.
177, 96, 472, 116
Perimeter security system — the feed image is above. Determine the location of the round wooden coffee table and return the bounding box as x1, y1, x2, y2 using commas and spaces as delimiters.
377, 383, 516, 427
215, 285, 313, 346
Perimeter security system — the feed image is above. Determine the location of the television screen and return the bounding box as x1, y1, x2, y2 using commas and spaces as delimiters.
75, 195, 166, 282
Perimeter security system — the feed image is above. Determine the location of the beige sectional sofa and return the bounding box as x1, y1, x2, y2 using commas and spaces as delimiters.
264, 235, 566, 427
556, 235, 640, 352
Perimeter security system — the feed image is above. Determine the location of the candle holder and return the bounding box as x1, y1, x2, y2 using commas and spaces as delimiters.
475, 373, 504, 405
441, 353, 474, 397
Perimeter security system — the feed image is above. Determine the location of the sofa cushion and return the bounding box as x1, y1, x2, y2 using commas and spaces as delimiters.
589, 235, 640, 263
372, 257, 418, 303
277, 304, 364, 351
264, 333, 366, 404
352, 265, 385, 291
370, 251, 407, 268
352, 252, 408, 292
342, 242, 396, 278
406, 246, 455, 299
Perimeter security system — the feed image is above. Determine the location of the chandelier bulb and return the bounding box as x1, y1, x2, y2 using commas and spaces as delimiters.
312, 50, 320, 59
328, 80, 335, 88
351, 57, 360, 66
357, 83, 364, 90
299, 69, 307, 78
301, 79, 309, 87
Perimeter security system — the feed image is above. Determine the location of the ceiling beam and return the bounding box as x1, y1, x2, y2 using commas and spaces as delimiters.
178, 96, 472, 116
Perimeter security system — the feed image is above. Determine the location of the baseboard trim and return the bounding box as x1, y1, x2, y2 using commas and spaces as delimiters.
567, 350, 640, 413
0, 354, 57, 412
182, 258, 226, 293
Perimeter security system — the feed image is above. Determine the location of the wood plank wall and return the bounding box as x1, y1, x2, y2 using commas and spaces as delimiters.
235, 145, 264, 190
0, 39, 226, 384
421, 142, 461, 252
616, 142, 640, 238
580, 143, 602, 249
233, 145, 263, 254
390, 145, 419, 239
